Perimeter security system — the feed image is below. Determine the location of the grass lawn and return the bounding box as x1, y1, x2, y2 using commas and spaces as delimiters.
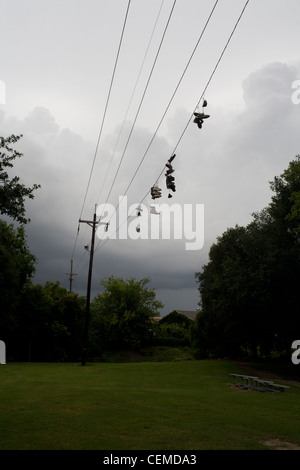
0, 359, 299, 450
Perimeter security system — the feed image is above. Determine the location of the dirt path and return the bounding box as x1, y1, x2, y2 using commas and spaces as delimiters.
261, 439, 300, 450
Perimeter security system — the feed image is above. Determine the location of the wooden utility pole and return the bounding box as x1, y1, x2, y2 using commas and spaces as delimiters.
79, 207, 98, 366
66, 259, 77, 293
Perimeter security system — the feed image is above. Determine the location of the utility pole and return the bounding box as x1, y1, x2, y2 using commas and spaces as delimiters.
78, 205, 108, 365
79, 207, 98, 366
66, 259, 77, 293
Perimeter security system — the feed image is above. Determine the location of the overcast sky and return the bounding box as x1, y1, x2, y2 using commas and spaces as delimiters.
1, 0, 300, 315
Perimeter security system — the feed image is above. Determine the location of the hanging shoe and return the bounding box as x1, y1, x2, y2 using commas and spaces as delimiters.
151, 185, 162, 199
150, 205, 160, 215
196, 112, 210, 119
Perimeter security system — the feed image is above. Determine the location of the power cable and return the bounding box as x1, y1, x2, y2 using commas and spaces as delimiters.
95, 0, 251, 251
69, 0, 131, 266
121, 0, 219, 200
98, 0, 177, 217
95, 0, 166, 209
95, 0, 219, 250
79, 0, 132, 221
78, 0, 177, 272
171, 0, 251, 156
73, 0, 175, 275
73, 0, 166, 275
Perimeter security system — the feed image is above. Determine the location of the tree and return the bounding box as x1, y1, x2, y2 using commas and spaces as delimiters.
195, 156, 300, 359
40, 282, 85, 361
0, 134, 40, 224
0, 219, 37, 348
268, 155, 300, 238
90, 277, 163, 354
196, 221, 283, 357
14, 281, 85, 361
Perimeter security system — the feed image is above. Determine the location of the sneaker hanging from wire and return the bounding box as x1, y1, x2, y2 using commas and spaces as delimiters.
150, 205, 160, 215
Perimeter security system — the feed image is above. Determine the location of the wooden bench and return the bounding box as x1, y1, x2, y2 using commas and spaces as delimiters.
230, 374, 290, 393
230, 373, 258, 389
251, 379, 276, 392
268, 383, 290, 393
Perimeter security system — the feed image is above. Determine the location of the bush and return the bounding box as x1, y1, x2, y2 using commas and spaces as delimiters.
153, 322, 191, 347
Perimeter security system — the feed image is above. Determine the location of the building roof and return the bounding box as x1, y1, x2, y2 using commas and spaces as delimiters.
153, 310, 199, 322
175, 310, 198, 321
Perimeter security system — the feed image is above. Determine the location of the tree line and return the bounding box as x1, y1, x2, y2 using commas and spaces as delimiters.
1, 134, 299, 361
194, 155, 300, 360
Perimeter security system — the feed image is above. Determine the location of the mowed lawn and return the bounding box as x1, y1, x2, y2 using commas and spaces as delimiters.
0, 360, 299, 450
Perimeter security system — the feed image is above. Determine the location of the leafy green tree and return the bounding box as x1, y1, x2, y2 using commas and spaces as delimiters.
153, 323, 191, 347
0, 220, 36, 348
269, 155, 300, 236
90, 277, 163, 354
0, 134, 40, 224
195, 156, 300, 359
0, 133, 43, 359
261, 155, 300, 351
287, 191, 300, 231
15, 283, 52, 361
196, 225, 254, 357
41, 282, 85, 361
15, 281, 85, 361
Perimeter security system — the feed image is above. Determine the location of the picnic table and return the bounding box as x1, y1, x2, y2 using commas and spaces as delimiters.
230, 373, 290, 393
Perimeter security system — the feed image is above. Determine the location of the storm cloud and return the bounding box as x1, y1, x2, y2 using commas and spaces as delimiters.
1, 0, 300, 314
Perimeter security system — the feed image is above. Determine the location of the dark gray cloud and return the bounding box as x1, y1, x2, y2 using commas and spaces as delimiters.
1, 0, 300, 315
2, 58, 300, 315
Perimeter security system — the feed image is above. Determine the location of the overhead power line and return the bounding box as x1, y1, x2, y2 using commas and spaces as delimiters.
69, 0, 131, 264
71, 0, 176, 278
94, 0, 220, 251
79, 0, 132, 221
95, 0, 166, 209
95, 0, 251, 251
144, 0, 251, 200
99, 0, 178, 215
72, 0, 174, 276
172, 0, 251, 156
120, 0, 220, 200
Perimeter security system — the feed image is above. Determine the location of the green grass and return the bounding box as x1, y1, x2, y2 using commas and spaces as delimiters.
0, 360, 299, 450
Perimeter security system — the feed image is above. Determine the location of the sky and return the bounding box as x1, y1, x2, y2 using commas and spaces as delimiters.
1, 0, 300, 316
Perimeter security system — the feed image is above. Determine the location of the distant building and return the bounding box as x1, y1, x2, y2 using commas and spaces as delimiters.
174, 310, 198, 321
152, 310, 199, 323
